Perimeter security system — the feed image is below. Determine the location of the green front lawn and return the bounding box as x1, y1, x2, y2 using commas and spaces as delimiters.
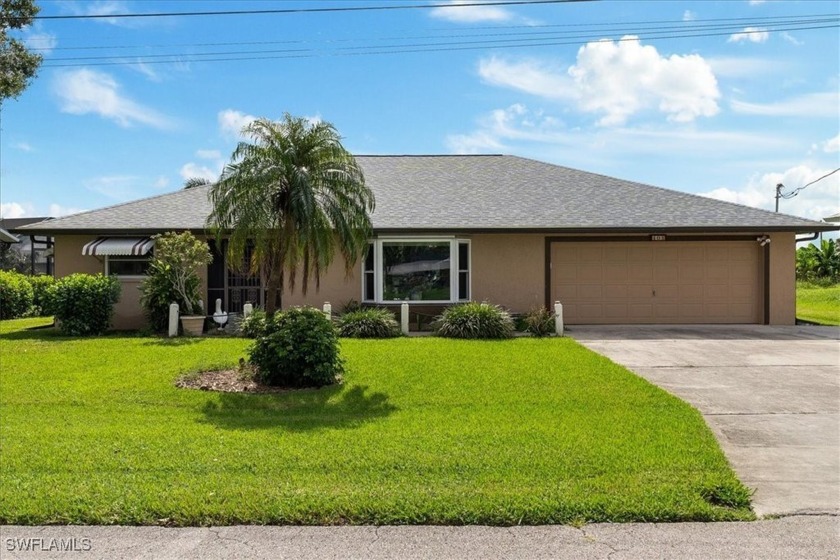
0, 318, 752, 525
796, 282, 840, 326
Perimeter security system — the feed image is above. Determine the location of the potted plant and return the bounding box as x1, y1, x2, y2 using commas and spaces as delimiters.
140, 232, 212, 336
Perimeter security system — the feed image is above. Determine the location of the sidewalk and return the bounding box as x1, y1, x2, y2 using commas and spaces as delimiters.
2, 516, 838, 560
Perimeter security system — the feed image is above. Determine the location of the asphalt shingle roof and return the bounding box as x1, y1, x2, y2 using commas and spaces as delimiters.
20, 155, 835, 233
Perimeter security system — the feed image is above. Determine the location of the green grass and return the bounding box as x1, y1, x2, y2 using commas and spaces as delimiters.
0, 317, 753, 525
796, 282, 840, 326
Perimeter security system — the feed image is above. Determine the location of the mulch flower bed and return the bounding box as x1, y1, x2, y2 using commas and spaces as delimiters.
175, 368, 291, 394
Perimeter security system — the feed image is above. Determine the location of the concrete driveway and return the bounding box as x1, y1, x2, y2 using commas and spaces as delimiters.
569, 325, 840, 517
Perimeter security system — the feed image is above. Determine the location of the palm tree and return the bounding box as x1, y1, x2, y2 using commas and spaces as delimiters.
183, 177, 211, 189
207, 114, 374, 314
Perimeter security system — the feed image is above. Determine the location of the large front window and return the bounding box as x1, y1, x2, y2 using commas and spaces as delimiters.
363, 238, 470, 303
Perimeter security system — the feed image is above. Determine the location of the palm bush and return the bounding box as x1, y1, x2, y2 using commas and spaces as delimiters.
249, 307, 343, 387
434, 302, 514, 339
796, 239, 839, 282
523, 306, 555, 337
338, 308, 400, 338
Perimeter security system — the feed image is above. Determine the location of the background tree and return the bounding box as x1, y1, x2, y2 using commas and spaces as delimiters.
183, 177, 211, 189
208, 114, 374, 314
1, 0, 42, 102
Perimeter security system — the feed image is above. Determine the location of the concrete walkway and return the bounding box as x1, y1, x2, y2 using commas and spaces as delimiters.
570, 325, 840, 517
2, 517, 838, 559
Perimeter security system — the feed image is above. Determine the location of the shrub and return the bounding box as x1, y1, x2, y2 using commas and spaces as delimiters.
239, 308, 268, 338
0, 270, 34, 319
434, 302, 514, 339
338, 308, 400, 338
249, 307, 343, 388
523, 306, 555, 337
48, 274, 121, 335
26, 274, 55, 316
140, 232, 212, 332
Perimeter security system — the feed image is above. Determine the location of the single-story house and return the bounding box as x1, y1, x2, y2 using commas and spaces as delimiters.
19, 155, 838, 329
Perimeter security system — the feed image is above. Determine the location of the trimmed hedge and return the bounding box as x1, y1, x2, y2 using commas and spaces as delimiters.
249, 307, 343, 388
27, 274, 55, 316
0, 270, 34, 320
48, 274, 121, 335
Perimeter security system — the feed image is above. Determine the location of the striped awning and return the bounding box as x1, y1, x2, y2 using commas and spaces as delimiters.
82, 237, 154, 256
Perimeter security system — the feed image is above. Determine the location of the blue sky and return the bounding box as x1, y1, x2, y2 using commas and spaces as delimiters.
1, 0, 838, 225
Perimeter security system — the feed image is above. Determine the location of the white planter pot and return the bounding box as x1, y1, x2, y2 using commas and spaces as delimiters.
180, 316, 205, 336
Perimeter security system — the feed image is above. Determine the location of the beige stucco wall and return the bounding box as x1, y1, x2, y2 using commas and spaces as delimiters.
54, 235, 102, 277
51, 231, 800, 328
768, 231, 796, 325
281, 258, 362, 310
471, 234, 545, 313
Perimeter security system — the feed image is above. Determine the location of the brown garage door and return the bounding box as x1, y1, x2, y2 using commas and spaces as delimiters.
551, 241, 761, 324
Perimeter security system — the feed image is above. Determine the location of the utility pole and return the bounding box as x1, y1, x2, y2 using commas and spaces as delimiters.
775, 183, 783, 212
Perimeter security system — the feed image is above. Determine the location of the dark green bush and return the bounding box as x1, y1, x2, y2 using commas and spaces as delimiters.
249, 307, 343, 387
26, 274, 55, 316
0, 270, 34, 319
139, 260, 201, 333
434, 302, 514, 339
523, 306, 555, 337
239, 308, 268, 338
338, 308, 400, 338
48, 274, 121, 335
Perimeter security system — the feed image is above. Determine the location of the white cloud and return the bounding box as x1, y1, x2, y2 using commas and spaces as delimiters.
682, 10, 697, 22
430, 1, 512, 23
728, 27, 770, 43
569, 37, 720, 125
13, 142, 33, 152
24, 32, 57, 54
701, 165, 840, 221
446, 104, 788, 162
196, 149, 222, 160
447, 104, 569, 153
731, 92, 839, 118
0, 202, 33, 219
180, 162, 221, 183
83, 175, 144, 201
781, 32, 803, 46
479, 37, 720, 126
706, 56, 782, 77
48, 204, 86, 217
153, 176, 170, 189
821, 134, 840, 153
218, 109, 257, 138
130, 61, 162, 82
748, 1, 766, 5
53, 69, 173, 128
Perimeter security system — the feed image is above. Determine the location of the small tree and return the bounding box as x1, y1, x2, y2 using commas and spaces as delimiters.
140, 232, 212, 326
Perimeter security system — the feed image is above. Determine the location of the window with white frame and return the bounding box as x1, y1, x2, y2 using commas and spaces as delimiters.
363, 238, 470, 303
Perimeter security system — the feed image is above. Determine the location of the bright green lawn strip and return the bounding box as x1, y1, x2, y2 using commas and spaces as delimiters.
0, 318, 752, 525
796, 283, 840, 326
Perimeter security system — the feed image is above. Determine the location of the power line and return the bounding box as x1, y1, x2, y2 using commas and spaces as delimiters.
775, 168, 840, 212
39, 20, 839, 67
28, 0, 595, 21
29, 13, 838, 52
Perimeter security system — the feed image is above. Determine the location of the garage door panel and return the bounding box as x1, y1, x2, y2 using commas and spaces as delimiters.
604, 285, 629, 299
552, 240, 760, 324
628, 264, 653, 282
